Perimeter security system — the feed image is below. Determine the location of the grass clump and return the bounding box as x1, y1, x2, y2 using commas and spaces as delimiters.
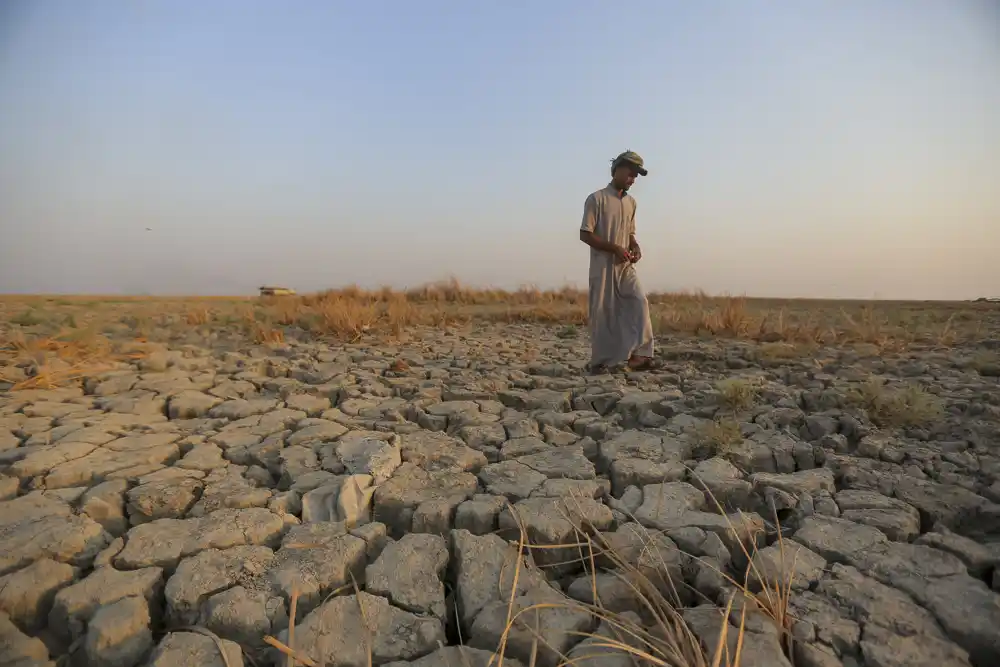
714, 379, 758, 414
848, 377, 945, 428
0, 328, 147, 390
488, 485, 799, 667
184, 306, 214, 326
10, 308, 45, 327
968, 351, 1000, 377
556, 325, 580, 339
756, 341, 816, 362
694, 417, 745, 458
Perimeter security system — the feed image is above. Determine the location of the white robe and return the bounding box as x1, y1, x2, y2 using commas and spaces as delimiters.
580, 184, 655, 368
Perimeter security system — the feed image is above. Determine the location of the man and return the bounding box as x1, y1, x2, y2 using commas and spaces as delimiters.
579, 150, 656, 373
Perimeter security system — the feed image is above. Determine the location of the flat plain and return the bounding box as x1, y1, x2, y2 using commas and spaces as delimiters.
1, 283, 999, 667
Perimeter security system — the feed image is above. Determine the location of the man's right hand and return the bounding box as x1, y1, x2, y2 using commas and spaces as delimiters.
612, 245, 632, 264
581, 231, 633, 263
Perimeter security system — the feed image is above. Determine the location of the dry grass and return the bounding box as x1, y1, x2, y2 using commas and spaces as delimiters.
714, 380, 759, 414
755, 342, 817, 362
2, 280, 997, 391
264, 588, 320, 667
184, 306, 214, 326
0, 327, 147, 390
487, 485, 799, 667
847, 377, 946, 429
2, 281, 993, 347
967, 351, 1000, 376
694, 418, 745, 459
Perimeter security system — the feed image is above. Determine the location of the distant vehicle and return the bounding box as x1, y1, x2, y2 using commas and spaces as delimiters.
259, 286, 297, 297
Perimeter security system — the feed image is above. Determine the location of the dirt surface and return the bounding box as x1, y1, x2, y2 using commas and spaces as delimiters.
1, 293, 999, 667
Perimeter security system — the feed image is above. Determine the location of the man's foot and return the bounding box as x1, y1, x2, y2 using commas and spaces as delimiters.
588, 363, 611, 375
627, 356, 661, 371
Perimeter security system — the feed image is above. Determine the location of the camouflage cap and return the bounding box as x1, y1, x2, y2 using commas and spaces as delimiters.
612, 150, 648, 176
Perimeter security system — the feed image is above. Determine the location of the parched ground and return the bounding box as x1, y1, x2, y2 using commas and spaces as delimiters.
1, 291, 999, 667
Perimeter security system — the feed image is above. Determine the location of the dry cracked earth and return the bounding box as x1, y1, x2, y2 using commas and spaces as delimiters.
2, 322, 1000, 667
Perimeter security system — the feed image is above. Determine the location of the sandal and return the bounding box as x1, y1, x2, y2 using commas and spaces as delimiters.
627, 356, 661, 371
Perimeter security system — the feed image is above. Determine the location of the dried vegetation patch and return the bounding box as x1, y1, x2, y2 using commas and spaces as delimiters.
847, 378, 946, 429
1, 281, 998, 392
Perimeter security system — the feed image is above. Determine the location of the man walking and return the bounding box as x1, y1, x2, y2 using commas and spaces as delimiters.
579, 150, 656, 373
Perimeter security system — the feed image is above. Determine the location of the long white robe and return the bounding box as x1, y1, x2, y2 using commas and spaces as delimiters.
580, 184, 655, 368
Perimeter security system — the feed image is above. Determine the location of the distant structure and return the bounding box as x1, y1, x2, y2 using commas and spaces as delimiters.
259, 286, 297, 297
974, 297, 1000, 303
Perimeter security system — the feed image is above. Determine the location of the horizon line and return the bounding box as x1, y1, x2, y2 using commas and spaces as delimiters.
0, 289, 995, 305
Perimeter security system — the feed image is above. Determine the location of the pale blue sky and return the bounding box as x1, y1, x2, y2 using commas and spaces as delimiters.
1, 1, 997, 299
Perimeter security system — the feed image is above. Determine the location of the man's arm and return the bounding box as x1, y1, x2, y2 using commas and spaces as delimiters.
627, 200, 641, 260
580, 194, 628, 258
580, 229, 623, 254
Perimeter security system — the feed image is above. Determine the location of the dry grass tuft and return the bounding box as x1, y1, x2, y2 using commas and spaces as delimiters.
185, 306, 213, 326
9, 308, 46, 327
714, 380, 758, 414
756, 341, 816, 362
249, 320, 286, 345
847, 377, 945, 429
488, 485, 799, 667
968, 351, 1000, 377
694, 418, 745, 458
0, 328, 147, 390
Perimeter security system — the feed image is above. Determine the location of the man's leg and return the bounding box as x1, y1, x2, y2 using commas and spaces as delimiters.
587, 277, 605, 373
628, 335, 655, 367
623, 271, 656, 369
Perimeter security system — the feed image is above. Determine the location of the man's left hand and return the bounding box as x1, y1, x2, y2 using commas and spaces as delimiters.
629, 244, 642, 262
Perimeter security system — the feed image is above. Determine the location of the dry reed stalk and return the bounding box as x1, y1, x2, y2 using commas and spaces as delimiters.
492, 496, 761, 667
262, 588, 321, 667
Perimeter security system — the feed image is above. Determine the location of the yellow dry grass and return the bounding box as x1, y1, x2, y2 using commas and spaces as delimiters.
695, 418, 746, 458
846, 377, 946, 429
714, 380, 759, 414
0, 327, 147, 390
483, 484, 798, 667
2, 279, 997, 391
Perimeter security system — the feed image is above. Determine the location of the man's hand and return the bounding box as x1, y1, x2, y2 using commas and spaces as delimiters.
612, 245, 632, 264
629, 240, 642, 263
581, 231, 636, 264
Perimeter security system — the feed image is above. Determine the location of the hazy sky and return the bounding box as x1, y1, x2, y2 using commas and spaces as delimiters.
1, 1, 998, 299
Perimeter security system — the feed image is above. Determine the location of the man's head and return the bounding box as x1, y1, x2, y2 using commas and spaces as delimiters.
610, 150, 648, 192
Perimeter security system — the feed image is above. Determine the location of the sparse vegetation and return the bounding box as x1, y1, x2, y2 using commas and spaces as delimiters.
0, 327, 148, 390
847, 377, 946, 428
185, 306, 213, 326
715, 379, 759, 414
1, 282, 996, 666
968, 351, 1000, 377
695, 417, 745, 457
476, 487, 800, 667
756, 341, 816, 362
10, 308, 45, 327
1, 280, 997, 392
2, 280, 991, 345
246, 493, 795, 667
556, 324, 579, 339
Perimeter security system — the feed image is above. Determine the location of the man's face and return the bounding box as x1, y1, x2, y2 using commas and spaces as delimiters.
613, 163, 639, 191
